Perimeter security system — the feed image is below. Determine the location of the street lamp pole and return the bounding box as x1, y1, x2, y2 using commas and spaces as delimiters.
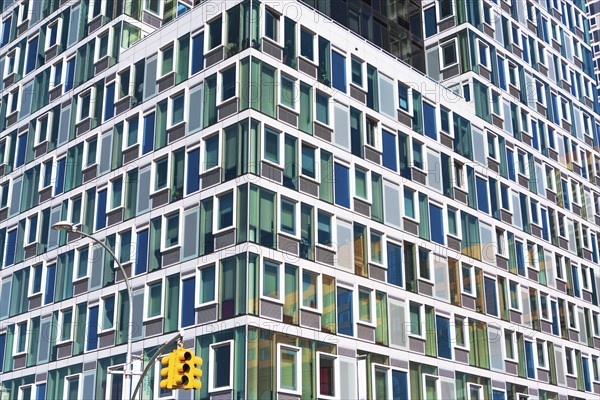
52, 222, 135, 400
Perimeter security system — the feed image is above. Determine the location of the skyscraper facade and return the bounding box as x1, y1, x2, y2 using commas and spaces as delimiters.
587, 0, 600, 101
0, 0, 599, 399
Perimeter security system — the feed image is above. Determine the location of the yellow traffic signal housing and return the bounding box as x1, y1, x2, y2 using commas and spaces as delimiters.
183, 354, 203, 390
159, 348, 203, 391
160, 352, 174, 389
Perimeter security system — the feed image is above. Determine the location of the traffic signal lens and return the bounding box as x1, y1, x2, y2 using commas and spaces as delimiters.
183, 351, 192, 361
183, 364, 190, 373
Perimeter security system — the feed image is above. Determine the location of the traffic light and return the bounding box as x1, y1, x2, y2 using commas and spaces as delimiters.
183, 353, 203, 390
158, 348, 203, 390
160, 351, 175, 389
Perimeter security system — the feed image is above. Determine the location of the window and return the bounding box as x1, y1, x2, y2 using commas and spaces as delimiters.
145, 280, 163, 319
170, 92, 185, 126
280, 198, 296, 235
263, 261, 281, 300
263, 8, 281, 44
300, 27, 314, 60
504, 330, 515, 360
337, 286, 354, 336
25, 35, 39, 74
351, 57, 363, 86
96, 31, 110, 61
64, 375, 80, 400
439, 0, 453, 19
208, 15, 222, 50
278, 345, 301, 394
437, 315, 452, 359
509, 281, 520, 310
398, 83, 409, 112
358, 288, 373, 323
221, 65, 236, 102
191, 33, 204, 74
78, 90, 93, 121
331, 51, 346, 93
423, 103, 437, 140
217, 192, 234, 230
382, 130, 397, 172
264, 127, 280, 164
160, 43, 174, 76
209, 341, 234, 392
317, 212, 332, 246
100, 295, 115, 331
163, 212, 179, 249
317, 353, 338, 397
484, 277, 498, 316
204, 134, 219, 170
409, 302, 422, 336
15, 321, 28, 354
334, 163, 350, 208
478, 41, 490, 68
315, 91, 329, 124
301, 144, 316, 179
441, 41, 457, 68
302, 270, 319, 310
110, 177, 122, 209
280, 74, 296, 109
462, 263, 474, 295
355, 167, 368, 200
195, 264, 216, 306
46, 20, 61, 49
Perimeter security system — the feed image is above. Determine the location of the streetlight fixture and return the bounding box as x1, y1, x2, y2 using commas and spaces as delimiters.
52, 222, 136, 400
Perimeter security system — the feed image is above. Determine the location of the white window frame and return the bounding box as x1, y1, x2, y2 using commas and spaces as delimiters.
5, 47, 20, 77
28, 262, 44, 297
277, 344, 302, 396
73, 244, 89, 281
422, 374, 440, 399
477, 39, 490, 70
144, 278, 165, 321
158, 41, 176, 78
167, 89, 187, 129
18, 0, 31, 25
262, 126, 283, 167
151, 155, 170, 193
117, 67, 133, 99
83, 135, 98, 168
461, 262, 475, 296
437, 0, 455, 21
88, 0, 107, 20
356, 286, 376, 327
25, 212, 39, 245
368, 229, 385, 267
45, 18, 62, 50
63, 374, 82, 400
299, 267, 321, 312
202, 132, 221, 173
143, 0, 163, 17
213, 190, 236, 234
57, 306, 75, 343
408, 301, 425, 339
262, 5, 282, 46
123, 112, 140, 149
94, 29, 112, 62
439, 39, 458, 69
196, 263, 218, 308
261, 258, 284, 303
50, 58, 63, 88
8, 86, 21, 115
316, 352, 339, 399
35, 112, 52, 145
99, 294, 116, 333
108, 175, 124, 211
17, 385, 35, 400
208, 340, 235, 393
14, 320, 29, 355
161, 211, 181, 251
504, 329, 518, 362
77, 87, 96, 122
279, 195, 299, 238
279, 71, 299, 112
354, 163, 371, 202
536, 340, 548, 370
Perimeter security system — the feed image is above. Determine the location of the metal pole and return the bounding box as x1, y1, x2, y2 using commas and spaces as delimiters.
76, 230, 135, 400
130, 331, 184, 400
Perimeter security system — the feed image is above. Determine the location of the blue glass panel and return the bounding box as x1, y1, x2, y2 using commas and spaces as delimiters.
391, 370, 409, 400
551, 301, 559, 335
424, 8, 437, 38
524, 340, 535, 378
142, 113, 155, 155
506, 150, 516, 181
516, 242, 525, 276
95, 189, 107, 231
572, 265, 581, 297
65, 59, 75, 92
484, 277, 498, 316
583, 357, 592, 392
44, 264, 56, 304
476, 177, 490, 214
429, 204, 445, 245
4, 230, 16, 266
104, 83, 115, 121
541, 209, 549, 241
26, 37, 38, 74
387, 242, 403, 287
15, 133, 27, 167
337, 287, 353, 336
36, 383, 46, 400
334, 163, 350, 208
423, 103, 437, 140
177, 3, 190, 16
382, 130, 397, 172
54, 158, 66, 195
436, 315, 452, 359
0, 17, 10, 47
398, 84, 409, 112
135, 229, 149, 275
191, 34, 204, 74
331, 51, 346, 93
492, 390, 506, 400
186, 149, 200, 194
180, 278, 195, 327
86, 306, 99, 351
497, 57, 506, 90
